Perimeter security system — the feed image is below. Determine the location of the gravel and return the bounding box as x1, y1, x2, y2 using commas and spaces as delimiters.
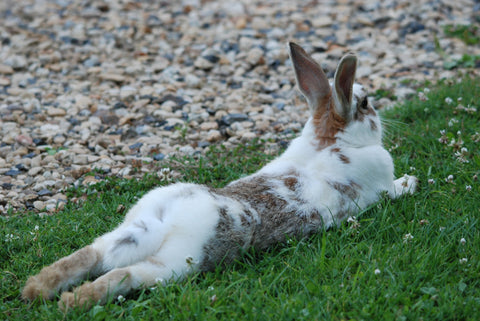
0, 0, 479, 214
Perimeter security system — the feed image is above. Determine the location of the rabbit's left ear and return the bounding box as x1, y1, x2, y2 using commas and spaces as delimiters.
289, 42, 331, 113
333, 54, 357, 121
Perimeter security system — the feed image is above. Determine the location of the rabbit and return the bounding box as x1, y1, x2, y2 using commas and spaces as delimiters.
21, 42, 417, 311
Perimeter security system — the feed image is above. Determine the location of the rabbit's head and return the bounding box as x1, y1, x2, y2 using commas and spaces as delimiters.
289, 42, 382, 149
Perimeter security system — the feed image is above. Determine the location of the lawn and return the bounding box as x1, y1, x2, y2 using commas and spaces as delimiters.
1, 77, 479, 320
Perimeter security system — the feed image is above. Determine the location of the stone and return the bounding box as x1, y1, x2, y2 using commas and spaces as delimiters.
100, 73, 126, 82
120, 86, 138, 100
185, 74, 202, 88
207, 130, 222, 142
246, 48, 265, 66
0, 64, 14, 74
0, 77, 11, 86
33, 201, 46, 210
194, 57, 215, 70
47, 107, 67, 117
200, 122, 218, 130
4, 55, 27, 69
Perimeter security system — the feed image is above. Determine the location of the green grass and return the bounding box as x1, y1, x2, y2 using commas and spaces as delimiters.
444, 24, 479, 46
2, 77, 480, 320
434, 25, 480, 70
374, 88, 398, 101
443, 54, 480, 70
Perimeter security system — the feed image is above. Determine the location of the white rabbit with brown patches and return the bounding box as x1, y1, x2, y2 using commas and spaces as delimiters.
22, 42, 417, 310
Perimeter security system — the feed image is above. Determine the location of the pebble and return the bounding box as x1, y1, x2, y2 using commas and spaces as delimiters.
0, 0, 478, 214
0, 77, 11, 86
246, 48, 265, 66
207, 130, 222, 142
47, 107, 67, 117
0, 64, 14, 74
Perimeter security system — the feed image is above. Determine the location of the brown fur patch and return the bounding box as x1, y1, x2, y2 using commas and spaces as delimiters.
339, 154, 350, 164
284, 176, 298, 190
312, 93, 347, 150
200, 171, 326, 271
328, 181, 361, 200
354, 105, 376, 122
369, 119, 378, 131
331, 147, 350, 164
217, 175, 322, 249
22, 246, 100, 301
60, 269, 131, 310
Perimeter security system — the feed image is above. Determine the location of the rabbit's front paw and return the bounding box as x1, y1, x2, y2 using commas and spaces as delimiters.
392, 174, 418, 198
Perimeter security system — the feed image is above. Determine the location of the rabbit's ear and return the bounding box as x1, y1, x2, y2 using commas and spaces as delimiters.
289, 42, 331, 112
333, 54, 357, 120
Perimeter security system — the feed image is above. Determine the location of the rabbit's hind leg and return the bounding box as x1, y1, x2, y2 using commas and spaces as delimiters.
58, 210, 217, 310
58, 254, 193, 311
22, 245, 101, 301
22, 217, 165, 302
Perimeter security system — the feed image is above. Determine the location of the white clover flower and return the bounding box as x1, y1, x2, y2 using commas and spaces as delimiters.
388, 144, 399, 152
466, 105, 477, 113
428, 178, 435, 184
158, 168, 173, 181
34, 225, 39, 231
455, 147, 469, 163
347, 216, 360, 229
210, 294, 217, 303
438, 130, 448, 144
418, 92, 428, 101
460, 238, 466, 245
403, 233, 414, 243
419, 219, 429, 225
117, 295, 125, 303
455, 152, 469, 163
374, 269, 381, 275
445, 97, 453, 104
459, 258, 468, 264
5, 234, 16, 242
347, 216, 357, 223
466, 185, 472, 191
448, 118, 459, 127
446, 175, 454, 183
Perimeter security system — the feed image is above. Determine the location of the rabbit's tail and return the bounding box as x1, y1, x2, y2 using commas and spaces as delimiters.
98, 216, 168, 271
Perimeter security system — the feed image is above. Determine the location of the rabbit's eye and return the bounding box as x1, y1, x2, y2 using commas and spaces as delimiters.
359, 97, 369, 111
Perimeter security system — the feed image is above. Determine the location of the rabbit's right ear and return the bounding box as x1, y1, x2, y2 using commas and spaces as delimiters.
289, 42, 331, 114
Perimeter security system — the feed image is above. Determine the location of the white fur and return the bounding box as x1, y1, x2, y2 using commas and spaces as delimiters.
93, 184, 221, 279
